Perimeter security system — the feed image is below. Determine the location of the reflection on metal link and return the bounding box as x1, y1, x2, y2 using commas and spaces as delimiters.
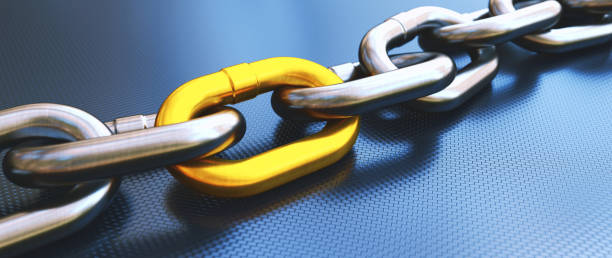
329, 52, 453, 81
155, 57, 360, 197
410, 46, 499, 111
359, 7, 472, 74
427, 1, 561, 46
0, 103, 119, 257
360, 7, 500, 112
5, 107, 246, 187
490, 0, 612, 52
271, 52, 456, 120
105, 114, 157, 134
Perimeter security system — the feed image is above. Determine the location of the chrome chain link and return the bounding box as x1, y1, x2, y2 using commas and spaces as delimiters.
1, 0, 610, 255
5, 107, 245, 188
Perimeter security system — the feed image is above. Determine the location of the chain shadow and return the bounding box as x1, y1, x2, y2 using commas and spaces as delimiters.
86, 118, 356, 257
328, 89, 485, 196
20, 41, 606, 257
138, 152, 356, 256
149, 42, 611, 254
328, 41, 611, 195
0, 175, 72, 217
489, 42, 611, 108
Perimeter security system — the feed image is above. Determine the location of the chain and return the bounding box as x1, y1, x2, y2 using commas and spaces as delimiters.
5, 107, 245, 188
0, 104, 119, 256
0, 0, 610, 256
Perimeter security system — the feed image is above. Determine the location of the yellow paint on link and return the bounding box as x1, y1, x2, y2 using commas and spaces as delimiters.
155, 57, 360, 197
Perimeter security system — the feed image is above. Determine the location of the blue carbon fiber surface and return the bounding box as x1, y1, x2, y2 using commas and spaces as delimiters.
0, 0, 611, 257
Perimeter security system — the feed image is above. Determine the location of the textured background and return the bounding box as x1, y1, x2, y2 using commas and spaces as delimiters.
1, 0, 611, 257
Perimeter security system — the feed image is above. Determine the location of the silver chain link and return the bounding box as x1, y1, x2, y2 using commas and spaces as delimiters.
0, 104, 119, 256
5, 107, 245, 188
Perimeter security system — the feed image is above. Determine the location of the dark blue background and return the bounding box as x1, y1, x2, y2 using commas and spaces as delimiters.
1, 0, 611, 257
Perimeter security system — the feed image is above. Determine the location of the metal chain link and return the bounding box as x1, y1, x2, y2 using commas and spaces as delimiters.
0, 104, 119, 257
5, 107, 245, 188
271, 52, 457, 119
1, 0, 610, 255
490, 0, 612, 52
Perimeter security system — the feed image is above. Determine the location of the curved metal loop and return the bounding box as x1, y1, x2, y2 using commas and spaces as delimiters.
359, 7, 472, 74
270, 52, 456, 120
490, 0, 612, 52
155, 57, 360, 197
409, 47, 499, 111
0, 103, 119, 257
328, 52, 453, 82
4, 107, 246, 188
426, 1, 561, 47
360, 7, 500, 112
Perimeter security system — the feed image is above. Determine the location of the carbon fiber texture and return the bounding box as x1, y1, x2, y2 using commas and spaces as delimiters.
0, 0, 611, 257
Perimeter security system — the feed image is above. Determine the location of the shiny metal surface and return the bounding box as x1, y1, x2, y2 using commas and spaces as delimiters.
360, 7, 500, 112
490, 0, 612, 52
271, 53, 456, 120
328, 52, 444, 82
359, 7, 471, 75
104, 114, 156, 134
358, 5, 557, 74
410, 47, 499, 111
155, 57, 360, 197
326, 53, 451, 81
428, 1, 561, 46
0, 103, 119, 257
5, 108, 246, 188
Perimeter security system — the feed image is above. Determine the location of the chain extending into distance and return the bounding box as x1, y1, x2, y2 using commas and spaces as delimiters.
1, 0, 610, 255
